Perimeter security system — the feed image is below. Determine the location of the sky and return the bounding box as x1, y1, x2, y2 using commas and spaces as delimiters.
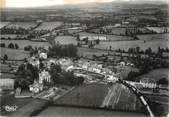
3, 0, 168, 8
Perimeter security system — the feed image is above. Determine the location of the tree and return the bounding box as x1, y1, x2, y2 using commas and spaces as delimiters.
8, 43, 15, 49
126, 71, 139, 81
15, 43, 19, 49
136, 46, 140, 53
3, 54, 8, 63
14, 63, 37, 90
96, 39, 100, 44
4, 54, 8, 61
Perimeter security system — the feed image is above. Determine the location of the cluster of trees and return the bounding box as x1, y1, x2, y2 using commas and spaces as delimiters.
0, 43, 6, 47
0, 43, 19, 49
49, 63, 84, 86
14, 62, 39, 89
125, 56, 169, 82
8, 43, 19, 49
48, 44, 78, 58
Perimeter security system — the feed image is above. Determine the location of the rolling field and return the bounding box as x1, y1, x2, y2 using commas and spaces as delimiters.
34, 22, 63, 31
94, 39, 169, 52
6, 22, 38, 30
1, 40, 51, 49
77, 47, 108, 58
1, 48, 29, 60
101, 83, 143, 112
79, 32, 133, 41
137, 68, 169, 83
0, 73, 16, 79
38, 106, 147, 117
54, 83, 109, 107
54, 82, 144, 112
55, 36, 77, 45
1, 34, 28, 39
137, 33, 169, 41
91, 27, 126, 35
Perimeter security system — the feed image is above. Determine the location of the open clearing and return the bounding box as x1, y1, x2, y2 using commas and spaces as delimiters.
1, 48, 29, 60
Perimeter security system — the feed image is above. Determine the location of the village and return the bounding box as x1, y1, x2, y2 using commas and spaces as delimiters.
1, 1, 169, 117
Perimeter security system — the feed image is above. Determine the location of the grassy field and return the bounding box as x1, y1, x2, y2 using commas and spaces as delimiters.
78, 32, 169, 52
77, 47, 108, 59
38, 106, 147, 117
137, 33, 169, 41
90, 27, 126, 35
6, 22, 38, 30
55, 36, 77, 45
0, 73, 16, 79
1, 40, 51, 49
137, 68, 169, 83
94, 39, 169, 52
34, 22, 63, 31
54, 83, 109, 108
1, 34, 28, 39
1, 48, 29, 60
79, 32, 133, 41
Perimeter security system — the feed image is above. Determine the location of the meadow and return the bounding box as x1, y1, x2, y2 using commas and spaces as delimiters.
54, 36, 77, 45
1, 48, 29, 60
94, 39, 169, 52
34, 22, 63, 31
79, 32, 133, 41
6, 22, 38, 30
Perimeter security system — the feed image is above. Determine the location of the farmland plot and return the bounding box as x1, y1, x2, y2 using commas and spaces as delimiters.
1, 48, 29, 60
137, 33, 169, 41
94, 39, 169, 52
34, 22, 63, 31
55, 36, 77, 45
79, 32, 133, 41
38, 106, 147, 117
1, 40, 51, 49
1, 34, 28, 39
54, 83, 109, 107
6, 22, 38, 30
101, 83, 143, 112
